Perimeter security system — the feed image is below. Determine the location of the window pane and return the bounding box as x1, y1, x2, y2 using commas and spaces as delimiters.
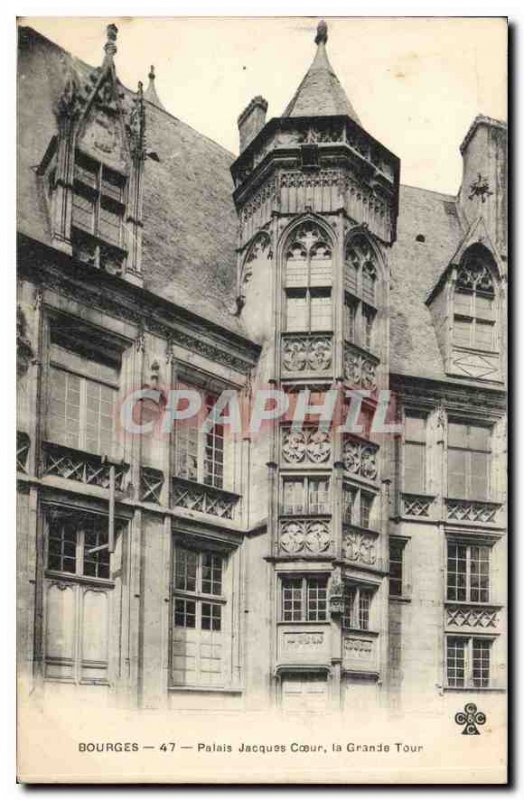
360, 493, 373, 529
83, 517, 110, 579
344, 262, 358, 294
310, 244, 332, 286
362, 266, 376, 305
285, 246, 308, 287
470, 451, 489, 500
286, 293, 308, 331
98, 198, 122, 246
447, 637, 466, 687
201, 602, 222, 632
389, 540, 404, 597
405, 414, 426, 443
362, 305, 375, 351
282, 479, 305, 514
454, 290, 472, 316
472, 639, 491, 688
470, 546, 490, 603
344, 297, 357, 341
175, 420, 199, 481
47, 516, 77, 574
476, 294, 494, 320
474, 320, 494, 351
448, 422, 468, 448
453, 318, 472, 347
47, 368, 81, 449
204, 394, 224, 489
72, 187, 96, 234
175, 548, 198, 592
308, 478, 329, 514
342, 584, 357, 629
201, 553, 223, 596
469, 425, 491, 452
447, 542, 467, 601
310, 292, 331, 331
306, 578, 327, 621
174, 598, 196, 628
359, 589, 371, 630
448, 449, 467, 497
404, 442, 425, 494
343, 486, 356, 524
281, 578, 303, 622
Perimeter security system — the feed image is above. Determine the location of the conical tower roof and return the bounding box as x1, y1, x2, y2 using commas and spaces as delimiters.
283, 20, 360, 123
143, 65, 165, 110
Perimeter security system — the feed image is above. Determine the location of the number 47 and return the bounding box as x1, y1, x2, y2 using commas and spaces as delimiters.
160, 743, 176, 752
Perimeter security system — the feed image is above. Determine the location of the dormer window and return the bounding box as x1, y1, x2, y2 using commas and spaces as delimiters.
72, 149, 127, 272
453, 255, 496, 352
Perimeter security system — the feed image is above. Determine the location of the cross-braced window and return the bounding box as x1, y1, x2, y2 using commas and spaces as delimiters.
280, 576, 328, 622
43, 507, 123, 684
72, 149, 127, 271
342, 583, 374, 630
447, 421, 492, 500
174, 388, 225, 489
453, 250, 496, 353
46, 508, 112, 580
46, 335, 119, 457
403, 412, 427, 494
171, 544, 228, 687
446, 636, 492, 688
281, 476, 330, 515
344, 234, 378, 353
284, 222, 332, 332
447, 542, 490, 602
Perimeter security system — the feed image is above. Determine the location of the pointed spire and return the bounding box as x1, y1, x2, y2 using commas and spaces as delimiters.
282, 19, 360, 123
143, 64, 165, 110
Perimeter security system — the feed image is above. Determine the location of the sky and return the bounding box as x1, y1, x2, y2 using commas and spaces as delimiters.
20, 16, 507, 195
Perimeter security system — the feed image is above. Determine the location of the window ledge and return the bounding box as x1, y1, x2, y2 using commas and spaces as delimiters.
442, 686, 506, 693
389, 595, 411, 603
45, 570, 115, 589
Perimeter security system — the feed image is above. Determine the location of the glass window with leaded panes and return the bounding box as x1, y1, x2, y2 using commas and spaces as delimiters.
280, 576, 328, 622
446, 636, 492, 688
174, 388, 225, 489
282, 476, 330, 515
284, 223, 332, 333
447, 421, 491, 500
403, 412, 427, 494
342, 583, 374, 630
447, 542, 490, 603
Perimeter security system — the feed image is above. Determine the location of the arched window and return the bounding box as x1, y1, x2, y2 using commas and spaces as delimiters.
453, 249, 496, 352
284, 222, 333, 332
344, 235, 379, 352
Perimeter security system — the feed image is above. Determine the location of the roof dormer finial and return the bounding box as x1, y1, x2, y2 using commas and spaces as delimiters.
315, 19, 328, 45
104, 23, 118, 58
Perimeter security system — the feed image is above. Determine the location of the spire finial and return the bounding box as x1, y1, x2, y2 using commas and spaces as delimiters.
104, 23, 118, 58
148, 65, 155, 82
315, 19, 328, 45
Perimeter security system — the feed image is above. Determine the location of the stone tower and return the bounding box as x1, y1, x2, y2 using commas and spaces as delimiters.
231, 20, 400, 708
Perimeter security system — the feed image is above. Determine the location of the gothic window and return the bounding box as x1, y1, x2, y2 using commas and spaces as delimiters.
447, 542, 491, 603
447, 421, 492, 500
284, 222, 332, 332
72, 149, 127, 271
342, 485, 375, 529
342, 583, 374, 630
446, 636, 492, 688
46, 328, 120, 457
403, 412, 427, 494
280, 576, 328, 622
43, 507, 122, 684
344, 235, 379, 352
171, 544, 228, 687
453, 250, 497, 353
174, 388, 225, 489
389, 538, 406, 597
281, 476, 330, 515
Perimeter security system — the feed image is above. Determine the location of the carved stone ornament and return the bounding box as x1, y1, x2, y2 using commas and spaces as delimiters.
281, 427, 331, 464
456, 255, 494, 293
343, 438, 378, 480
343, 347, 377, 390
17, 306, 34, 377
282, 335, 332, 373
279, 520, 331, 554
343, 531, 377, 565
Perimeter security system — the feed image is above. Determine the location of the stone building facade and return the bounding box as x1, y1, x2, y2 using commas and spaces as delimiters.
17, 21, 507, 715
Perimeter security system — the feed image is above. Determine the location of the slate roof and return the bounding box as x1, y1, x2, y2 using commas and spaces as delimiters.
389, 185, 465, 379
17, 25, 243, 335
18, 25, 473, 383
282, 31, 361, 123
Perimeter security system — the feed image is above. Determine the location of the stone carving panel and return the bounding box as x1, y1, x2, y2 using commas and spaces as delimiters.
343, 438, 378, 480
282, 335, 333, 373
279, 520, 331, 555
281, 427, 331, 465
172, 478, 239, 519
343, 530, 377, 566
41, 443, 128, 491
343, 344, 378, 390
402, 493, 433, 517
446, 606, 499, 629
446, 499, 500, 524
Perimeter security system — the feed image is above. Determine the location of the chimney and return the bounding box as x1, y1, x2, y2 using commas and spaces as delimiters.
237, 96, 268, 153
